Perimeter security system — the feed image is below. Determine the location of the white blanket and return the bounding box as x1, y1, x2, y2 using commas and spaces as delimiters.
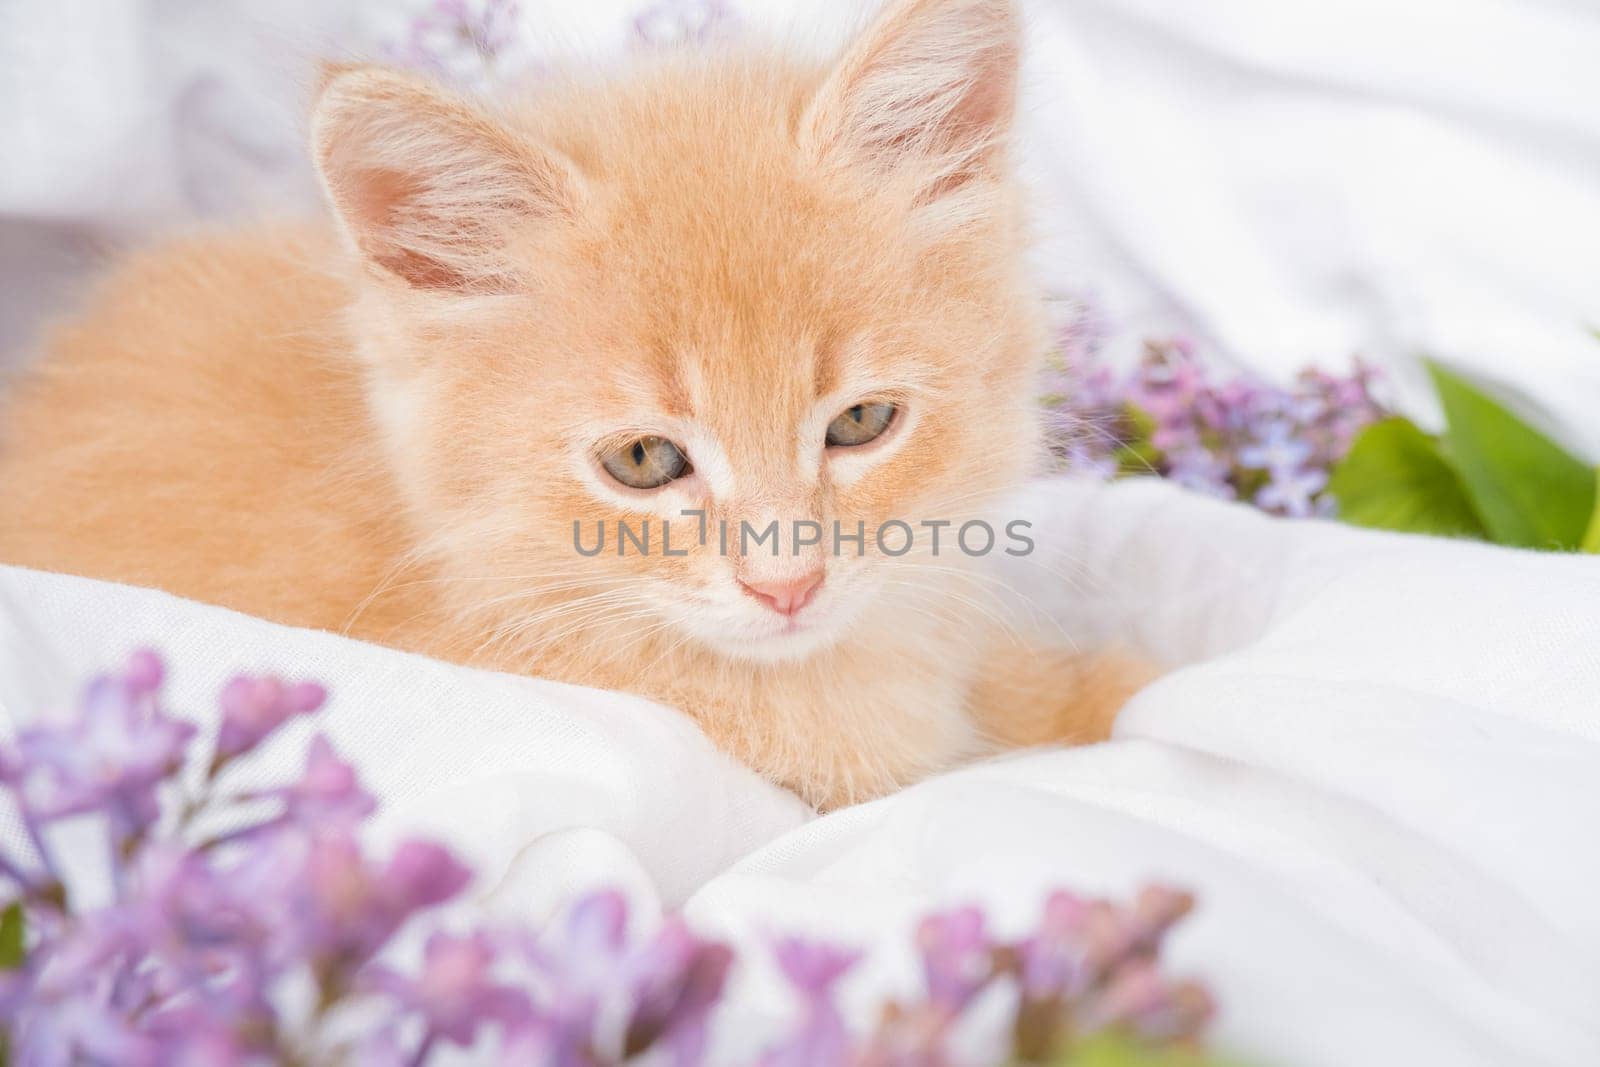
3, 479, 1598, 1066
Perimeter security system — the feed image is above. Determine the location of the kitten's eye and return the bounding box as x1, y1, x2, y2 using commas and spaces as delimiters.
825, 402, 897, 447
601, 436, 691, 489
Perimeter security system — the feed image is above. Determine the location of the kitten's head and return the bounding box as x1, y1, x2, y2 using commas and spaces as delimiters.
314, 0, 1045, 664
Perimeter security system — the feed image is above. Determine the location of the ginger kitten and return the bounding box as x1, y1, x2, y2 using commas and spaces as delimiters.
0, 0, 1147, 808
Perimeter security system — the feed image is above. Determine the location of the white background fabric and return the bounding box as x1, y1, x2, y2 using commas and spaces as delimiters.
4, 479, 1599, 1065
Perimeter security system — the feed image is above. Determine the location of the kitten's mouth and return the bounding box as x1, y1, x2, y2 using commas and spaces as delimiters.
749, 611, 815, 644
668, 580, 874, 664
716, 605, 842, 663
734, 627, 829, 663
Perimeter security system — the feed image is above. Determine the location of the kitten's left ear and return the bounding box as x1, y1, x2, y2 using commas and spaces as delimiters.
800, 0, 1020, 199
312, 66, 583, 293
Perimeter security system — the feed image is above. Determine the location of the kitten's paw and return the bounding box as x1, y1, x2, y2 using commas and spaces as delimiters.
968, 644, 1158, 750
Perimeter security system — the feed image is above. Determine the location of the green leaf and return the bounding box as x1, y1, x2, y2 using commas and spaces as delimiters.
1112, 403, 1162, 477
1047, 1033, 1245, 1067
1115, 440, 1162, 476
0, 902, 24, 970
1429, 362, 1596, 549
1582, 469, 1600, 554
1328, 417, 1488, 539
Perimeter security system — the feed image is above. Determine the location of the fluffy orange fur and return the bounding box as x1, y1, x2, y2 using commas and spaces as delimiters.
0, 0, 1147, 808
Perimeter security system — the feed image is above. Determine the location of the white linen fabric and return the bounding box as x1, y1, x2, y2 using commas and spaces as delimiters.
2, 478, 1598, 1066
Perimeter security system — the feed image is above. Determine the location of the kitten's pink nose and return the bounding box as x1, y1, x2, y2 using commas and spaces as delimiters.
740, 571, 824, 616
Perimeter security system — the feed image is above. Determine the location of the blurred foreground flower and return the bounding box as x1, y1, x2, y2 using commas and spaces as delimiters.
0, 652, 1220, 1064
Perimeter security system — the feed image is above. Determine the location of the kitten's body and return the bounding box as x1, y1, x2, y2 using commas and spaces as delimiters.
0, 1, 1147, 807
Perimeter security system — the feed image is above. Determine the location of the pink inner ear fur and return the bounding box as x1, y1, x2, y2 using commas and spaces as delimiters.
341, 166, 470, 290
313, 70, 582, 292
801, 0, 1020, 198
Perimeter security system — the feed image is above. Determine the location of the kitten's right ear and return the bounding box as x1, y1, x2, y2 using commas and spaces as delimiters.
311, 67, 582, 293
800, 0, 1019, 202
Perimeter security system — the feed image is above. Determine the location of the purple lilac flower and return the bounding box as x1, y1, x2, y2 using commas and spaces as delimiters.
1043, 330, 1385, 516
267, 734, 377, 830
1166, 446, 1238, 500
772, 938, 861, 997
624, 919, 734, 1064
1040, 352, 1126, 484
366, 931, 533, 1048
1008, 885, 1212, 1057
1081, 959, 1215, 1041
215, 675, 326, 763
124, 649, 165, 693
0, 653, 1220, 1065
291, 833, 472, 975
1016, 889, 1091, 998
386, 840, 476, 912
510, 889, 634, 1061
498, 1015, 594, 1067
763, 939, 861, 1067
352, 1027, 410, 1067
1129, 885, 1196, 942
916, 906, 994, 1013
2, 649, 194, 846
533, 887, 630, 988
1237, 419, 1312, 476
9, 996, 157, 1066
127, 842, 265, 954
1255, 464, 1331, 518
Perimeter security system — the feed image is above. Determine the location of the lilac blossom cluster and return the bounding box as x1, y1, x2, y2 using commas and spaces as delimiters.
767, 889, 1214, 1066
1045, 328, 1385, 519
0, 652, 1214, 1064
